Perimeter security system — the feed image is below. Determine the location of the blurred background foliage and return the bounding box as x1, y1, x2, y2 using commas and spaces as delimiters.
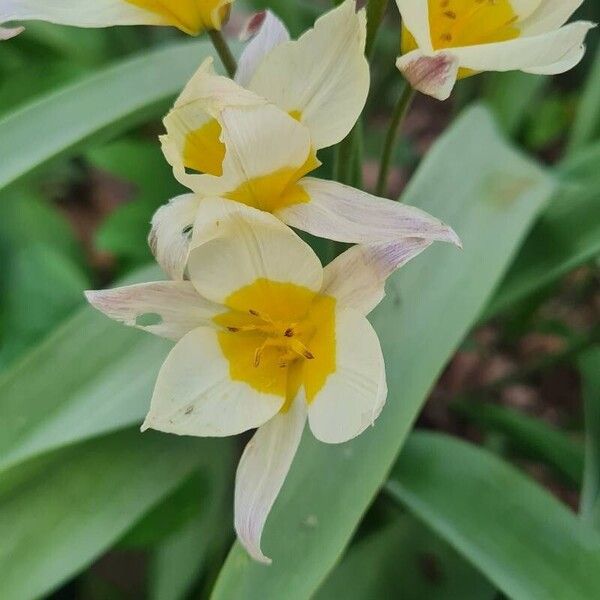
0, 1, 598, 599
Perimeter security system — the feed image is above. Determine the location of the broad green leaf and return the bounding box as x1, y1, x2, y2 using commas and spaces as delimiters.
0, 264, 166, 474
455, 401, 583, 485
580, 346, 600, 527
486, 143, 600, 317
315, 516, 495, 600
0, 39, 238, 192
387, 432, 600, 600
0, 429, 231, 600
212, 106, 553, 598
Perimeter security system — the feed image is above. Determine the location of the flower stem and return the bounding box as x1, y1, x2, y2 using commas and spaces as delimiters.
365, 0, 389, 58
208, 29, 237, 78
375, 84, 416, 197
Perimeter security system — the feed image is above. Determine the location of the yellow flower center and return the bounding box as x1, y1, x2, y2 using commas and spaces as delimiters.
402, 0, 520, 78
213, 279, 336, 410
126, 0, 230, 34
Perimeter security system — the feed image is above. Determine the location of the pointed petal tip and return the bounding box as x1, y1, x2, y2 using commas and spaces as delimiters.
445, 225, 463, 249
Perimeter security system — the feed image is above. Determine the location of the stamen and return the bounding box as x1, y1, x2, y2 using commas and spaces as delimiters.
284, 328, 294, 337
227, 326, 240, 333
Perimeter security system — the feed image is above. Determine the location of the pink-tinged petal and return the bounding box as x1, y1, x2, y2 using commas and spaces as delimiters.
85, 281, 221, 341
235, 396, 307, 564
308, 309, 386, 444
278, 178, 461, 247
149, 194, 201, 281
321, 239, 433, 316
236, 10, 290, 87
0, 25, 24, 40
396, 50, 460, 101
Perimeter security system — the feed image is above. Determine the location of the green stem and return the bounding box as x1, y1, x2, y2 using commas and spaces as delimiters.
208, 29, 237, 78
375, 84, 415, 197
365, 0, 389, 58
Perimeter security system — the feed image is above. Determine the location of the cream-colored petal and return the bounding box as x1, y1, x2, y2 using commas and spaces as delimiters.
188, 198, 323, 305
148, 194, 202, 281
519, 0, 583, 36
396, 49, 460, 101
236, 10, 290, 87
248, 0, 369, 149
395, 0, 432, 51
143, 326, 284, 437
524, 43, 586, 75
510, 0, 543, 21
321, 239, 432, 316
85, 281, 221, 341
308, 308, 386, 444
234, 395, 306, 564
278, 178, 461, 246
451, 21, 595, 73
0, 25, 23, 39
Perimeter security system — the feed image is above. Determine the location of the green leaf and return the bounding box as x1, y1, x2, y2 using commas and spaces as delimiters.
212, 106, 553, 598
486, 142, 600, 317
315, 516, 495, 600
0, 39, 237, 192
387, 432, 600, 600
0, 264, 166, 474
454, 401, 583, 485
0, 429, 231, 600
580, 346, 600, 527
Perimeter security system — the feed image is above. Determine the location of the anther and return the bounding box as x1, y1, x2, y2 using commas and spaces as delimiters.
227, 326, 240, 333
249, 309, 260, 317
284, 328, 294, 337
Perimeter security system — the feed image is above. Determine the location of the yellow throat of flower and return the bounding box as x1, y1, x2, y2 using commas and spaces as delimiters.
213, 279, 336, 410
401, 0, 520, 78
126, 0, 230, 35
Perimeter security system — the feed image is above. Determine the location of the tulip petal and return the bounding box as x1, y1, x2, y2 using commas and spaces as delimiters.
0, 25, 23, 39
149, 194, 201, 281
321, 239, 433, 316
236, 10, 290, 87
396, 50, 460, 101
278, 178, 461, 247
143, 326, 284, 437
248, 0, 369, 149
85, 281, 221, 341
451, 21, 595, 74
188, 198, 323, 305
525, 43, 587, 75
235, 396, 306, 564
308, 309, 386, 444
519, 0, 584, 36
395, 0, 433, 51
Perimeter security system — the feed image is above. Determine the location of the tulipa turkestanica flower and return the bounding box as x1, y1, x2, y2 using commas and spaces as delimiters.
86, 198, 435, 563
0, 0, 234, 36
395, 0, 596, 100
152, 0, 461, 279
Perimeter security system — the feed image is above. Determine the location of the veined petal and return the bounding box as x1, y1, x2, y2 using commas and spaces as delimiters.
278, 178, 461, 247
321, 239, 432, 316
0, 0, 234, 34
307, 309, 386, 444
149, 194, 201, 281
143, 326, 284, 437
188, 198, 323, 305
248, 0, 369, 150
395, 0, 433, 52
236, 10, 290, 88
451, 21, 595, 74
396, 50, 460, 101
0, 25, 23, 39
85, 281, 220, 341
519, 0, 584, 36
235, 395, 306, 564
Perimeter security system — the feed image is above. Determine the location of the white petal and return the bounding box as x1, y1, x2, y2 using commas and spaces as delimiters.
236, 10, 290, 87
188, 198, 323, 305
321, 239, 433, 316
85, 281, 220, 341
525, 43, 587, 75
394, 0, 432, 51
234, 396, 306, 564
451, 22, 595, 73
308, 309, 386, 444
248, 0, 369, 149
143, 326, 284, 437
149, 194, 201, 281
0, 25, 23, 39
278, 178, 461, 246
509, 0, 543, 21
396, 50, 460, 101
519, 0, 584, 36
